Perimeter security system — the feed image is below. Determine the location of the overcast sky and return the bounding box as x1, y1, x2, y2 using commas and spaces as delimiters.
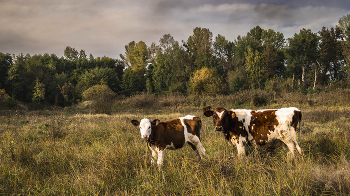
0, 0, 349, 59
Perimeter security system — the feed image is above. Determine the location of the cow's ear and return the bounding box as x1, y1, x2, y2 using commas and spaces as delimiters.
151, 119, 160, 126
203, 110, 214, 117
229, 111, 236, 119
203, 106, 211, 112
131, 120, 140, 126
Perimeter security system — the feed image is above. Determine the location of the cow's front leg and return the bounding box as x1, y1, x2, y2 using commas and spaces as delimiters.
157, 148, 166, 168
231, 136, 246, 159
149, 145, 157, 165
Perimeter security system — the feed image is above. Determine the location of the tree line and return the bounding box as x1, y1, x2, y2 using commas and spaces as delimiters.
1, 14, 350, 108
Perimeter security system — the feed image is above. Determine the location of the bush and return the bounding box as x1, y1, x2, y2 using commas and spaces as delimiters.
82, 84, 116, 114
188, 67, 228, 96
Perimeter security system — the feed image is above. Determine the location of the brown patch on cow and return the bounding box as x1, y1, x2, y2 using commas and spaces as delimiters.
183, 117, 201, 139
250, 110, 279, 145
229, 113, 248, 143
292, 110, 301, 128
148, 118, 185, 150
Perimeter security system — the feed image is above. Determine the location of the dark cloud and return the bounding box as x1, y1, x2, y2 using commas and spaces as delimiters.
254, 3, 295, 25
0, 0, 349, 58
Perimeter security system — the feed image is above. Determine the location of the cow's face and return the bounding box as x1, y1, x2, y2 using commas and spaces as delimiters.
203, 106, 235, 132
131, 119, 152, 139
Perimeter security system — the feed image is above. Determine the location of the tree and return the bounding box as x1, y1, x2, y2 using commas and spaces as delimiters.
64, 46, 79, 61
285, 28, 319, 87
245, 47, 264, 89
213, 34, 234, 76
0, 53, 12, 90
318, 27, 344, 85
32, 78, 45, 103
184, 27, 215, 74
120, 41, 149, 94
338, 14, 350, 83
76, 67, 120, 96
152, 34, 188, 94
7, 54, 32, 102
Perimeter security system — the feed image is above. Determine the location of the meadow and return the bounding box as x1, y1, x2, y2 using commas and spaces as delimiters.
1, 89, 350, 195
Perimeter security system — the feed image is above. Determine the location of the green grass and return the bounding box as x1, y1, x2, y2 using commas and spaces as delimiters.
1, 92, 350, 195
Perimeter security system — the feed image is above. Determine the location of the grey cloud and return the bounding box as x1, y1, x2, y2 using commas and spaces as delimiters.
254, 3, 295, 25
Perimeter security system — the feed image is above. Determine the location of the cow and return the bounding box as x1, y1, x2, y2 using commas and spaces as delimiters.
203, 106, 302, 158
131, 115, 206, 168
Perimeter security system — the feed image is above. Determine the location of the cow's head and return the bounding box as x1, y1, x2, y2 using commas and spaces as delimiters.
203, 106, 235, 132
131, 119, 160, 139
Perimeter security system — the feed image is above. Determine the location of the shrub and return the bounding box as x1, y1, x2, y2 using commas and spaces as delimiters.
188, 67, 227, 96
82, 84, 116, 114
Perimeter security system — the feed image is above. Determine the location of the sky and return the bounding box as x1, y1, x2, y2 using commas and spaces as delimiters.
0, 0, 349, 59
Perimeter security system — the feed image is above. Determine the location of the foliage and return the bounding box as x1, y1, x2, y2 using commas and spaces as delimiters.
188, 67, 227, 95
1, 15, 350, 107
82, 84, 116, 114
32, 78, 45, 103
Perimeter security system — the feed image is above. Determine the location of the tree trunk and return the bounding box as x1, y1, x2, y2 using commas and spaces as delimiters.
313, 67, 317, 89
302, 66, 305, 84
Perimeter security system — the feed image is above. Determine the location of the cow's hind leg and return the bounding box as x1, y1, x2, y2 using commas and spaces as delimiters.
188, 134, 206, 160
188, 143, 201, 161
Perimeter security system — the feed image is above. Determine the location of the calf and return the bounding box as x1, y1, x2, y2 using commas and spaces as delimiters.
131, 115, 206, 167
203, 106, 302, 158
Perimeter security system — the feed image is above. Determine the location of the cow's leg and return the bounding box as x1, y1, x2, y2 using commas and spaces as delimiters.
148, 145, 158, 165
231, 136, 246, 158
290, 126, 302, 154
157, 149, 166, 168
188, 133, 206, 159
188, 142, 201, 161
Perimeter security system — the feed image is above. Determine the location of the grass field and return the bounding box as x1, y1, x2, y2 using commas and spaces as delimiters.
1, 90, 350, 195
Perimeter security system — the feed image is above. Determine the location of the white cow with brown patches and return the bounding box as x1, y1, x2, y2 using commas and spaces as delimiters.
203, 106, 302, 158
131, 115, 206, 168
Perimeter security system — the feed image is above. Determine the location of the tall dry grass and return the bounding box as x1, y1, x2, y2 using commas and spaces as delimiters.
1, 89, 350, 195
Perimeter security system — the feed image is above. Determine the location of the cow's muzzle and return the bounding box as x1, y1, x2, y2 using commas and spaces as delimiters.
215, 126, 223, 132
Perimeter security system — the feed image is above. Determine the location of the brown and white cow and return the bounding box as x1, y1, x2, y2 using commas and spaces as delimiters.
131, 115, 206, 167
203, 106, 302, 158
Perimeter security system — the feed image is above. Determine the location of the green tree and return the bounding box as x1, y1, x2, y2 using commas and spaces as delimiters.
76, 67, 120, 96
338, 14, 350, 83
184, 27, 215, 74
245, 47, 264, 89
64, 46, 79, 61
120, 41, 149, 95
213, 34, 234, 76
0, 53, 12, 90
32, 78, 45, 103
7, 54, 32, 102
121, 67, 143, 96
318, 27, 344, 85
285, 28, 319, 87
152, 35, 188, 94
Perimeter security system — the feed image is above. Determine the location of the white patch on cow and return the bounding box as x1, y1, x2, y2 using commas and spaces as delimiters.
166, 142, 176, 149
265, 116, 267, 119
230, 135, 247, 158
179, 116, 193, 143
217, 111, 225, 119
139, 118, 152, 139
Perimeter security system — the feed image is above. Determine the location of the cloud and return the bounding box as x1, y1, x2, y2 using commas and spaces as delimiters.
0, 0, 349, 58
